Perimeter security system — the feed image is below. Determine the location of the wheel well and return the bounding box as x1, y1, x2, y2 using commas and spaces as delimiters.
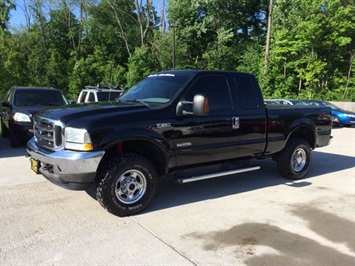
97, 140, 167, 179
289, 126, 316, 149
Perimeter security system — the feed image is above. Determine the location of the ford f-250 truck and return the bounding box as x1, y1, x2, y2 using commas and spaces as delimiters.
27, 70, 332, 217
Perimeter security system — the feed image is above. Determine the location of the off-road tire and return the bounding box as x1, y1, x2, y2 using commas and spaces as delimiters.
276, 138, 311, 179
96, 153, 158, 217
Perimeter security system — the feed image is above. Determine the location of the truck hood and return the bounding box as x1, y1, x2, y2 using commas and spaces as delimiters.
36, 101, 149, 124
14, 105, 66, 116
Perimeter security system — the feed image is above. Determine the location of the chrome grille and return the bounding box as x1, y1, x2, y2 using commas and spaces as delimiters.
34, 117, 62, 150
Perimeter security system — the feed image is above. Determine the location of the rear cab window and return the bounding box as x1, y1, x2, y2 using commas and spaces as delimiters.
232, 73, 264, 110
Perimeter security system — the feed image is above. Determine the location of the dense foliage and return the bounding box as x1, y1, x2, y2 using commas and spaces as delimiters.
1, 0, 354, 101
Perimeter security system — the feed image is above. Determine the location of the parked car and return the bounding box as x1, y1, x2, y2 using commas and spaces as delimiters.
264, 99, 278, 105
267, 99, 308, 105
303, 100, 355, 127
0, 86, 69, 147
76, 85, 123, 103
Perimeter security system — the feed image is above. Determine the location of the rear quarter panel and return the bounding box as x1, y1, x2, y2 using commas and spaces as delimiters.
265, 105, 332, 155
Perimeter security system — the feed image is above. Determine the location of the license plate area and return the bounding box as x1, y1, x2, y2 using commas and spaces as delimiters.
30, 158, 40, 174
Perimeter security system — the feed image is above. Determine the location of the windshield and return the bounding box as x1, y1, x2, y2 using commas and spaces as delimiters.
14, 89, 69, 106
119, 73, 192, 105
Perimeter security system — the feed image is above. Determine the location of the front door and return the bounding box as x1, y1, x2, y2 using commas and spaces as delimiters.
172, 74, 240, 167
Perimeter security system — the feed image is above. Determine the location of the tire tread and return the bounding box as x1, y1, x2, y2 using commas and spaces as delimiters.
276, 137, 311, 179
96, 153, 157, 217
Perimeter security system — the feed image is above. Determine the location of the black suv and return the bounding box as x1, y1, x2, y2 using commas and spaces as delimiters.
1, 86, 69, 147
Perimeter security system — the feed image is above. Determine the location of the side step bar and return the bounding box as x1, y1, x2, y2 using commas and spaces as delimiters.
177, 166, 260, 184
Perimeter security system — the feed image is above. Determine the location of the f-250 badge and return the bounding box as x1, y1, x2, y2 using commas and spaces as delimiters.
156, 123, 171, 129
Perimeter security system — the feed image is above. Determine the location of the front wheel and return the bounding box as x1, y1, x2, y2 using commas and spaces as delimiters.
96, 153, 158, 217
276, 138, 311, 179
9, 125, 21, 148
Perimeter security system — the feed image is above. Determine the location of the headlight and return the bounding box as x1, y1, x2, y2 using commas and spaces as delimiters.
344, 113, 355, 118
64, 127, 93, 151
13, 112, 31, 122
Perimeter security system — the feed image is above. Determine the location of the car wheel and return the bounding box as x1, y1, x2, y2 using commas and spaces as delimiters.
333, 116, 343, 127
276, 138, 311, 179
96, 153, 158, 217
9, 125, 22, 148
1, 118, 9, 137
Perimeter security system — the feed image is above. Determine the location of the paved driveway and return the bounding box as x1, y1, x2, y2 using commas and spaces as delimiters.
1, 128, 354, 265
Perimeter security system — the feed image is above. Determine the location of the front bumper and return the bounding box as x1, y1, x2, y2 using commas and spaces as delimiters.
27, 138, 105, 190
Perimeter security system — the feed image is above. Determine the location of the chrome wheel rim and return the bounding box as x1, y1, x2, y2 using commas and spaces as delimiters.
115, 169, 147, 204
292, 148, 306, 172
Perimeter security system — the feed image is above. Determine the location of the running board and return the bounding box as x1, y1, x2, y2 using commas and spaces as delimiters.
177, 166, 260, 184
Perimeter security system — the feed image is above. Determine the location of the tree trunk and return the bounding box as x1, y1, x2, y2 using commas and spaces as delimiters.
107, 1, 132, 57
264, 0, 273, 77
343, 54, 354, 99
298, 78, 302, 94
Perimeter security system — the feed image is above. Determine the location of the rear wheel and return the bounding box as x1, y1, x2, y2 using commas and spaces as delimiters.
276, 138, 311, 179
96, 153, 158, 217
333, 116, 343, 127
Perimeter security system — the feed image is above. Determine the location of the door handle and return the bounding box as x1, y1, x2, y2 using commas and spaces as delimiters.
232, 117, 239, 129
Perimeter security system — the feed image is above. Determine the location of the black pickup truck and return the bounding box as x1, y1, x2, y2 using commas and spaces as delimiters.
27, 70, 332, 217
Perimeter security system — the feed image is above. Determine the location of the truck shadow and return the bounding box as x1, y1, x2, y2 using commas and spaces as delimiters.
145, 151, 354, 214
0, 137, 28, 158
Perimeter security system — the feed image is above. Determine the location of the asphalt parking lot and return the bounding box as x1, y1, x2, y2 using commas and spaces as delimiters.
1, 128, 354, 265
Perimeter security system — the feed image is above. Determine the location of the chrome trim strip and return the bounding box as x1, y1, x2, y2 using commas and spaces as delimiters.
34, 116, 65, 151
177, 166, 260, 184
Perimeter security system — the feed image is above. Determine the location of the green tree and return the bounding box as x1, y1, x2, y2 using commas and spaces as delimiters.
2, 0, 353, 102
126, 45, 160, 87
167, 0, 267, 70
0, 0, 15, 33
265, 0, 355, 101
0, 0, 16, 98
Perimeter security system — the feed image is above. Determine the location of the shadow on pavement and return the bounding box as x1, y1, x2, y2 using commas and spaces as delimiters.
0, 136, 28, 158
144, 150, 355, 214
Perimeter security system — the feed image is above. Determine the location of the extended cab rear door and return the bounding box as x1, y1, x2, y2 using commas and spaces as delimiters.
172, 73, 241, 166
230, 73, 267, 158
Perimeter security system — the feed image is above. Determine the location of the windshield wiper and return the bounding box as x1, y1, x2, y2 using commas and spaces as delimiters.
125, 99, 151, 108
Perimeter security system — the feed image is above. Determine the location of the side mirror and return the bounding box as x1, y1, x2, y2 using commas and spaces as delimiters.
176, 94, 209, 117
1, 101, 11, 107
193, 94, 209, 116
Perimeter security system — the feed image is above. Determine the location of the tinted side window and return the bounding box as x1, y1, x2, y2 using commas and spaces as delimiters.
79, 91, 87, 102
309, 102, 321, 106
88, 92, 95, 102
183, 75, 232, 113
234, 75, 258, 109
